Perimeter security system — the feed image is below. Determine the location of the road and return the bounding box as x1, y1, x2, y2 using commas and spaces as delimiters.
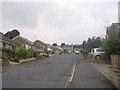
2, 53, 117, 88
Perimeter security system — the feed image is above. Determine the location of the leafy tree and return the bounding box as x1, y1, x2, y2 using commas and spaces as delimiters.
86, 38, 92, 51
52, 43, 57, 46
102, 27, 120, 60
73, 44, 80, 49
93, 37, 102, 48
81, 40, 87, 49
61, 43, 65, 47
4, 29, 20, 39
81, 37, 103, 52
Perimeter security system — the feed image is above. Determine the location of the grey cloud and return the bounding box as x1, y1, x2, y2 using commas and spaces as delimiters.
2, 2, 50, 29
2, 1, 118, 44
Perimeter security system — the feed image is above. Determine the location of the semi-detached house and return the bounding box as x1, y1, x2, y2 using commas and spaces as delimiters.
12, 35, 47, 53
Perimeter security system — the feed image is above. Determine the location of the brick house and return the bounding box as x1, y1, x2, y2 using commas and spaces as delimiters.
12, 35, 33, 49
32, 40, 47, 53
106, 23, 120, 38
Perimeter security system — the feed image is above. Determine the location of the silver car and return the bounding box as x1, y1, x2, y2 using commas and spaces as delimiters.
90, 48, 104, 59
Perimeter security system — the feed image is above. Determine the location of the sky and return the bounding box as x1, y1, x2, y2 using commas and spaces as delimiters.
1, 0, 120, 45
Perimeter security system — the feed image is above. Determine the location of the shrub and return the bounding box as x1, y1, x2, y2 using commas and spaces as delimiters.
37, 53, 44, 57
2, 58, 9, 62
2, 48, 15, 60
15, 46, 29, 59
102, 38, 120, 60
10, 57, 19, 62
2, 48, 12, 54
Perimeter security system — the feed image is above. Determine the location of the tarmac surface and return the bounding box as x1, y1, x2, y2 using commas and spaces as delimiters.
2, 53, 117, 88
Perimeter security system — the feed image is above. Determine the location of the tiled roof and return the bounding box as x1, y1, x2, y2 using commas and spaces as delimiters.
12, 35, 33, 46
33, 40, 46, 48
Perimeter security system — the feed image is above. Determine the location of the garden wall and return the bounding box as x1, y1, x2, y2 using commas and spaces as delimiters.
109, 55, 120, 89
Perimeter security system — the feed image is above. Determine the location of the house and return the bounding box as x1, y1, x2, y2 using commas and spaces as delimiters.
62, 44, 73, 52
52, 45, 63, 55
106, 23, 120, 37
46, 44, 54, 53
0, 32, 16, 50
12, 35, 33, 49
0, 32, 17, 59
32, 40, 47, 53
106, 23, 120, 44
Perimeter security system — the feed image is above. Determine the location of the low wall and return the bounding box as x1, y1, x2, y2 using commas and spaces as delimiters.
109, 55, 120, 89
19, 58, 36, 63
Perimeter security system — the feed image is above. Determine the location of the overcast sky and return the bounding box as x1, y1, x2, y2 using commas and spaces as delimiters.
1, 0, 120, 45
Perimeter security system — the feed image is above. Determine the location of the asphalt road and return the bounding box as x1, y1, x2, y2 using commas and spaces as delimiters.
2, 53, 117, 88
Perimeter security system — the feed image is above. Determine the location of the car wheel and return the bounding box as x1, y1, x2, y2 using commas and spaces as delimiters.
95, 55, 101, 59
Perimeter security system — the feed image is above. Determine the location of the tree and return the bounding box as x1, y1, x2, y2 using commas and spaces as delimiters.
4, 29, 20, 39
93, 37, 102, 48
86, 38, 92, 52
61, 43, 65, 47
81, 40, 87, 49
102, 27, 120, 60
81, 37, 103, 52
73, 44, 80, 49
52, 43, 57, 47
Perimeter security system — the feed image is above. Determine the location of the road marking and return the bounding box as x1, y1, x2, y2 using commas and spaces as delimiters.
64, 60, 76, 88
70, 60, 76, 82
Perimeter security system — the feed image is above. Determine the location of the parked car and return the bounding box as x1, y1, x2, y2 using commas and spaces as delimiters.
90, 48, 104, 59
75, 50, 80, 54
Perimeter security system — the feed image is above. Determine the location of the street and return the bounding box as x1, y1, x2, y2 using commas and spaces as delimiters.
2, 53, 116, 88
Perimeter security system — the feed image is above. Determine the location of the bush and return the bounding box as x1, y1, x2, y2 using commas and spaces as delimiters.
15, 46, 29, 59
10, 57, 19, 62
2, 58, 9, 62
2, 48, 14, 54
27, 49, 34, 58
102, 38, 120, 60
2, 48, 15, 60
37, 53, 44, 57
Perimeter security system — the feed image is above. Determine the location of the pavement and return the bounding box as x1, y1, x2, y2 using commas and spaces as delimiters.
91, 63, 109, 80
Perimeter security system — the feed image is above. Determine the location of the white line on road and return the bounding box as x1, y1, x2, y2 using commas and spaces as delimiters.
70, 60, 76, 82
64, 60, 76, 88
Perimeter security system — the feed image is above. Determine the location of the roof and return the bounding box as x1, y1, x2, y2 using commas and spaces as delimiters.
12, 35, 33, 45
32, 40, 46, 48
0, 32, 17, 45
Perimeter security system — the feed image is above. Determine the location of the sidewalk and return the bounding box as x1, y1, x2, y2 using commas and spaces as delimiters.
92, 63, 109, 80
